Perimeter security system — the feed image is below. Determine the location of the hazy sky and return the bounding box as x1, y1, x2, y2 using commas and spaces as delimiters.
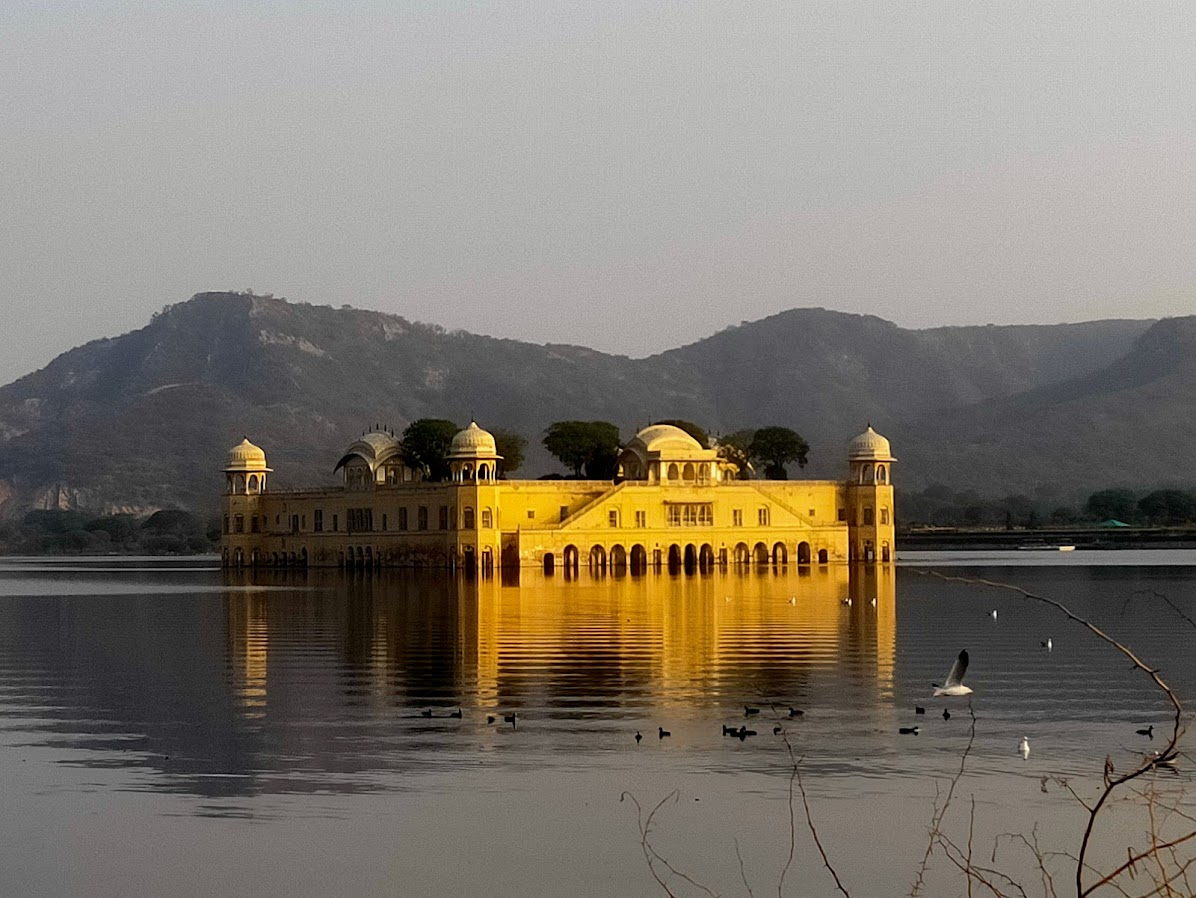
3, 1, 1194, 385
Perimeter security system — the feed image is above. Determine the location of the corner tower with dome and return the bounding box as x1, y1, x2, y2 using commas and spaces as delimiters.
220, 422, 895, 571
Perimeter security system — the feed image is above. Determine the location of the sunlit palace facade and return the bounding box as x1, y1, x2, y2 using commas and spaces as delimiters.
220, 422, 895, 572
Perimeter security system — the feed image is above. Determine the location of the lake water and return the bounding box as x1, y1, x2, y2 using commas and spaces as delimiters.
1, 551, 1194, 897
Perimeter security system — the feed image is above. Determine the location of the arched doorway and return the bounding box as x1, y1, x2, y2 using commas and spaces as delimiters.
734, 542, 750, 565
610, 544, 628, 573
589, 544, 607, 573
699, 544, 716, 570
683, 544, 698, 572
630, 544, 648, 575
563, 545, 580, 572
772, 542, 788, 565
818, 548, 828, 564
753, 542, 769, 566
667, 544, 682, 572
797, 541, 812, 565
543, 552, 555, 574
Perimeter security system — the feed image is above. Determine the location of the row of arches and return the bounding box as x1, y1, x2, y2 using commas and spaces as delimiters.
226, 472, 265, 495
543, 541, 830, 574
223, 547, 308, 568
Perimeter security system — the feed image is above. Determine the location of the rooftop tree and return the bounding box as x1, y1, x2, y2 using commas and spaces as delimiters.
543, 421, 621, 479
749, 426, 809, 480
401, 418, 459, 482
713, 430, 754, 479
491, 429, 527, 479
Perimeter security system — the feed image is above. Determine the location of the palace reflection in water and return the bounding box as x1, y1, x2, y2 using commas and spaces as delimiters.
0, 562, 892, 803
222, 566, 895, 788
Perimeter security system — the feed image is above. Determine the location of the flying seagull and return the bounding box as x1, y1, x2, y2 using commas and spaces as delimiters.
932, 650, 973, 697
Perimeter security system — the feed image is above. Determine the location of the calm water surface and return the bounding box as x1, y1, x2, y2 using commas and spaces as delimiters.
0, 552, 1194, 896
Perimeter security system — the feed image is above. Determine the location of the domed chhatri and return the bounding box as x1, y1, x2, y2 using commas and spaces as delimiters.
449, 421, 500, 459
224, 438, 271, 498
225, 437, 270, 472
220, 420, 895, 569
848, 425, 894, 462
448, 421, 502, 483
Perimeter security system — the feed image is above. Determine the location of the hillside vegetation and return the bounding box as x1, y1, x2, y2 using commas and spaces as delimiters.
0, 292, 1183, 516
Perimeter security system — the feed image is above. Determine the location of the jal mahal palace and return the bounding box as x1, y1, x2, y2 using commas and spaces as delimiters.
221, 422, 896, 573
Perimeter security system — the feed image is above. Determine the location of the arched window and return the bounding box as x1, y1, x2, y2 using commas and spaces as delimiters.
667, 463, 680, 481
877, 465, 887, 484
464, 507, 475, 529
234, 474, 246, 493
481, 508, 493, 528
682, 463, 696, 482
247, 474, 259, 493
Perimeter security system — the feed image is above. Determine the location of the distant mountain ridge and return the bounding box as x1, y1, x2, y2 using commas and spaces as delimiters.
0, 292, 1179, 516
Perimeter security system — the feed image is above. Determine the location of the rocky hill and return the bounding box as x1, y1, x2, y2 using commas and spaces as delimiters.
0, 292, 1176, 515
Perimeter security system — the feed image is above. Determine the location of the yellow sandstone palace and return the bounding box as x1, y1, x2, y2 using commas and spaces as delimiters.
221, 423, 895, 571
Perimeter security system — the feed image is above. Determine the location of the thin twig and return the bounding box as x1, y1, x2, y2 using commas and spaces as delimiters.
735, 839, 755, 898
914, 571, 1187, 898
621, 790, 719, 897
911, 702, 978, 896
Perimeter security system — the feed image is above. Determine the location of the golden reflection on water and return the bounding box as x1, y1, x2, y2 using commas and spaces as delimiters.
222, 565, 896, 713
225, 591, 270, 717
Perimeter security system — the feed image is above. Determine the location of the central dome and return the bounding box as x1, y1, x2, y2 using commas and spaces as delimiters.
450, 421, 499, 458
630, 424, 704, 453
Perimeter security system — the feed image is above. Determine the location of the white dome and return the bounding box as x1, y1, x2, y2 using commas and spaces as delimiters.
225, 437, 271, 471
848, 425, 894, 461
449, 421, 499, 458
629, 424, 704, 453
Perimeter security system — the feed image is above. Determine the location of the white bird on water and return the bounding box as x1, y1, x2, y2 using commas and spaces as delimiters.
1042, 637, 1053, 651
990, 609, 998, 620
932, 650, 973, 697
1020, 736, 1030, 759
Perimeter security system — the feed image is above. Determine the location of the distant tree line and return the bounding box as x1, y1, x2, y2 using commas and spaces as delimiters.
0, 509, 219, 556
899, 483, 1196, 530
